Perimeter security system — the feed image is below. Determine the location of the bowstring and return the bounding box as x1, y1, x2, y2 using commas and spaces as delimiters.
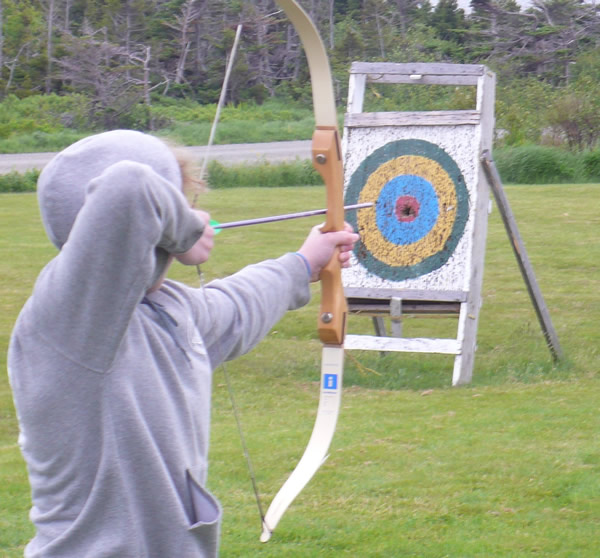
187, 21, 265, 529
195, 265, 266, 528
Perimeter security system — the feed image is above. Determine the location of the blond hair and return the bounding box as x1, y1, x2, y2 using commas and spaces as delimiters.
166, 144, 208, 206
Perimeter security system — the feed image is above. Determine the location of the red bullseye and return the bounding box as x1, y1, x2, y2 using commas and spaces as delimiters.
395, 195, 420, 222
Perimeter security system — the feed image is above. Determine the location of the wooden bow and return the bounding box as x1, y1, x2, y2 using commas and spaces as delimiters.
260, 0, 347, 542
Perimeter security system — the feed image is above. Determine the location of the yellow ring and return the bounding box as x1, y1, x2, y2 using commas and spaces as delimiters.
355, 155, 457, 267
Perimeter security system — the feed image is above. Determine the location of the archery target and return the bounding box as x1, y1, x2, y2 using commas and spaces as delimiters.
345, 139, 469, 281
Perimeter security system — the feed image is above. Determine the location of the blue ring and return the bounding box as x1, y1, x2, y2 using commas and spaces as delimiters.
376, 175, 439, 245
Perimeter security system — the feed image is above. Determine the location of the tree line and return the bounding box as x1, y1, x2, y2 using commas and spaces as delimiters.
1, 0, 600, 148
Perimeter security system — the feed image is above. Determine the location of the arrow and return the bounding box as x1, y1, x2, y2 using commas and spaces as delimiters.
210, 202, 372, 232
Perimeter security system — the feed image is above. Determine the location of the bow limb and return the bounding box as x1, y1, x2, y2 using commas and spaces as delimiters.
260, 0, 347, 542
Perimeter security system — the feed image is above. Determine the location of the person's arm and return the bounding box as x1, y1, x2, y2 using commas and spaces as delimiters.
194, 253, 311, 367
32, 161, 205, 373
190, 225, 359, 366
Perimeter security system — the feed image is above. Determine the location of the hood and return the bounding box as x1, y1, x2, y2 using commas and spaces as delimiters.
37, 130, 184, 290
37, 130, 183, 250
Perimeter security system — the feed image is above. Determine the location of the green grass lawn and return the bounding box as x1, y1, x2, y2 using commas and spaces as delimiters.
1, 185, 599, 556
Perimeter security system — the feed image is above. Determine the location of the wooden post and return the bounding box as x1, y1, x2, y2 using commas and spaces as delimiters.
481, 151, 563, 363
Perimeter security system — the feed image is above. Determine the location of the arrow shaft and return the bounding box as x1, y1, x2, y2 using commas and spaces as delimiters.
214, 202, 372, 230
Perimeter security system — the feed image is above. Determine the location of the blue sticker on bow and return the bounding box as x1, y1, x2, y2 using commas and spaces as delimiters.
323, 374, 338, 390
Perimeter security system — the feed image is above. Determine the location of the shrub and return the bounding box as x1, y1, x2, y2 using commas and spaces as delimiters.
0, 94, 90, 137
546, 92, 600, 151
206, 159, 322, 188
0, 130, 86, 153
581, 149, 600, 181
0, 169, 39, 192
493, 145, 579, 184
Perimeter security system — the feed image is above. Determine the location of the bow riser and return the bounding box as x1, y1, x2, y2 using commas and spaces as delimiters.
312, 127, 348, 346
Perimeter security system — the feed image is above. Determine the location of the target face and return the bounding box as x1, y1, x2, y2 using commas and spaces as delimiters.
345, 139, 469, 281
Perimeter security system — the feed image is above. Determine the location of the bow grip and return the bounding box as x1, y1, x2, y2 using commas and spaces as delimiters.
312, 127, 348, 346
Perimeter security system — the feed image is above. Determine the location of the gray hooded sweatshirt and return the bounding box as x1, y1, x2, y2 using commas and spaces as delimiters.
8, 130, 310, 557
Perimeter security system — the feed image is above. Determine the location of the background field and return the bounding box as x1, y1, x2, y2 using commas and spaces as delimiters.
1, 184, 599, 556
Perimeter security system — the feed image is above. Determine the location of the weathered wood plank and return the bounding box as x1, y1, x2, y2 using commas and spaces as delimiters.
361, 74, 480, 86
347, 72, 366, 114
348, 300, 461, 315
390, 297, 403, 337
345, 111, 480, 128
344, 334, 460, 354
350, 62, 487, 77
372, 316, 387, 337
451, 70, 496, 386
344, 287, 468, 302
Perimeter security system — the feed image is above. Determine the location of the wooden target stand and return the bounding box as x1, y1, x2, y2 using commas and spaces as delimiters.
341, 62, 561, 385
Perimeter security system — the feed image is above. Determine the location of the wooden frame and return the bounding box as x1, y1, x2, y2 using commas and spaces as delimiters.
342, 62, 496, 385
